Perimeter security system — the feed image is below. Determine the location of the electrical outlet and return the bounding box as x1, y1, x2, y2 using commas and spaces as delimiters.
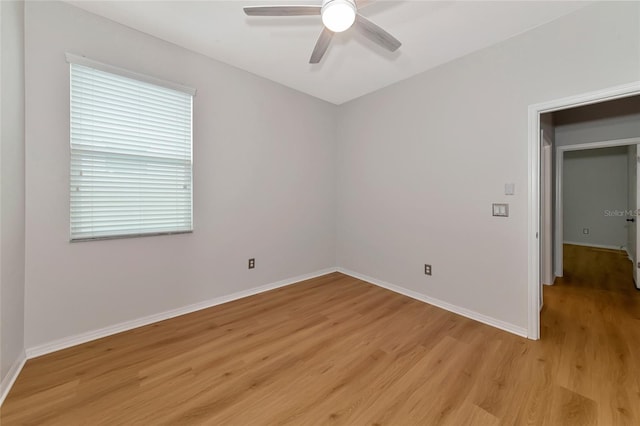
248, 258, 255, 269
583, 228, 589, 235
424, 264, 432, 276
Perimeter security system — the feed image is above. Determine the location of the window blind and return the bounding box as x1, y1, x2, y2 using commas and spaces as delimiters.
70, 62, 193, 241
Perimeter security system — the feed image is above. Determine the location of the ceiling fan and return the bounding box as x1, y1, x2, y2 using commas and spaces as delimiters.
243, 0, 401, 64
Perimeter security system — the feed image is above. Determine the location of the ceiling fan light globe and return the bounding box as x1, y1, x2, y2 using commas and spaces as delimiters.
321, 0, 356, 33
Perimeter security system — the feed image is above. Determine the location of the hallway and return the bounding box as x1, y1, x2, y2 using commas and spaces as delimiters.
539, 244, 640, 424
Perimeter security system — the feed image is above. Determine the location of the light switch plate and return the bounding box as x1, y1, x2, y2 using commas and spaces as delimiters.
492, 203, 509, 217
505, 183, 515, 195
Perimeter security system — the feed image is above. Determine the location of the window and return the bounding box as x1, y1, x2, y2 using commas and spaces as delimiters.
68, 54, 194, 241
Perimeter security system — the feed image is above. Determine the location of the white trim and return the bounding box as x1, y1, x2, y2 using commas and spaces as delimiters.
528, 102, 542, 339
554, 146, 564, 278
0, 350, 27, 407
337, 268, 528, 338
541, 142, 553, 286
0, 2, 4, 397
554, 136, 640, 277
563, 241, 625, 251
0, 1, 3, 400
65, 53, 196, 96
557, 137, 640, 152
528, 80, 640, 341
26, 268, 337, 359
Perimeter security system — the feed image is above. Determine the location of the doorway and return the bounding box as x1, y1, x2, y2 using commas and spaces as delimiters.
554, 138, 640, 282
527, 81, 640, 340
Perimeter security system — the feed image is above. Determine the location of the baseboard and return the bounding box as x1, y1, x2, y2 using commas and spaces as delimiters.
622, 249, 640, 290
336, 268, 528, 338
0, 350, 27, 407
564, 241, 625, 251
624, 247, 633, 262
26, 267, 338, 359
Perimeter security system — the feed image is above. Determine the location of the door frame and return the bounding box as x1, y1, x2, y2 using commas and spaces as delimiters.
541, 141, 553, 289
527, 81, 640, 340
554, 137, 640, 277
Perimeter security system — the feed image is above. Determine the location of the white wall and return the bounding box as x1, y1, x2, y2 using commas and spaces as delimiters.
24, 1, 337, 349
336, 1, 640, 331
1, 0, 26, 383
563, 147, 629, 248
555, 96, 640, 146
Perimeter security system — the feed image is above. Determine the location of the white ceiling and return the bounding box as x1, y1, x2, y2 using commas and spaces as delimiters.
66, 1, 590, 105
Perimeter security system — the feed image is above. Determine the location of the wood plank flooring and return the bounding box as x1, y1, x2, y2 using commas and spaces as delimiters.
2, 244, 639, 425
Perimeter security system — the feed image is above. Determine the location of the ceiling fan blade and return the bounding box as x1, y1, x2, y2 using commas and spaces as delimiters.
243, 6, 321, 16
354, 14, 401, 52
309, 27, 334, 64
355, 0, 375, 10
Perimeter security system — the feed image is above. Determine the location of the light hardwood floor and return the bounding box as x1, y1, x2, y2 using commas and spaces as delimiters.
2, 244, 639, 425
